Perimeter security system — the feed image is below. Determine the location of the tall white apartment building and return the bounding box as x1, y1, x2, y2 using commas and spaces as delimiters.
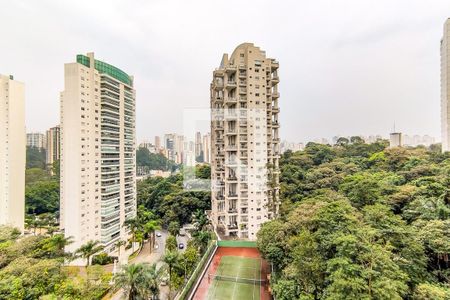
46, 126, 60, 167
210, 43, 280, 240
60, 53, 136, 255
27, 132, 46, 149
441, 19, 450, 152
0, 75, 25, 231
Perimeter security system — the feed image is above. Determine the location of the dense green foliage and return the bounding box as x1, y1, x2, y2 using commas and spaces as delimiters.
0, 227, 110, 299
24, 167, 60, 235
195, 164, 211, 179
258, 142, 450, 299
26, 146, 46, 169
113, 263, 160, 300
137, 171, 211, 227
136, 147, 177, 171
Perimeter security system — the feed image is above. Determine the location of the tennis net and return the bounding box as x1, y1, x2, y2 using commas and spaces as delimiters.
209, 274, 266, 285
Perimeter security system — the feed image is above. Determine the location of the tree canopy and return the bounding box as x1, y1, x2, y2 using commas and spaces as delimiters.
258, 142, 450, 299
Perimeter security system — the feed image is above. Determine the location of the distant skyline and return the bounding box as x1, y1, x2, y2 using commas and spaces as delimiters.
1, 0, 449, 142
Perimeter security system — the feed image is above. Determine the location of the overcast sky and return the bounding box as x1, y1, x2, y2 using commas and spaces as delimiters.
1, 0, 449, 143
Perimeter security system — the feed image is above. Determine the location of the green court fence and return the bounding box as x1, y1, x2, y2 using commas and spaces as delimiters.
217, 240, 257, 248
177, 240, 217, 300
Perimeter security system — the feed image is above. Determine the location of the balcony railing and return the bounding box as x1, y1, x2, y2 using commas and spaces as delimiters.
228, 223, 238, 229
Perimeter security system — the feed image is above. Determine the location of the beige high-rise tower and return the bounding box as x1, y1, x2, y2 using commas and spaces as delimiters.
441, 19, 450, 152
0, 74, 25, 231
60, 53, 136, 256
210, 43, 280, 240
46, 125, 60, 168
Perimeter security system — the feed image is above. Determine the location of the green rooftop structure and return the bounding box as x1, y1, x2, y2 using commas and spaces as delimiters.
76, 54, 133, 86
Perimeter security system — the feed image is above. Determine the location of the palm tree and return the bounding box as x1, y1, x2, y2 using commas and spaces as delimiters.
192, 210, 209, 231
44, 234, 73, 257
114, 263, 160, 300
115, 239, 126, 258
75, 240, 104, 267
144, 220, 161, 253
124, 217, 141, 253
192, 230, 211, 253
147, 263, 160, 299
163, 250, 179, 299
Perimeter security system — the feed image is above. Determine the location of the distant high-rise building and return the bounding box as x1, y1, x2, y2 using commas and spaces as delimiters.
210, 43, 280, 240
0, 74, 25, 231
46, 126, 60, 167
27, 132, 46, 149
202, 133, 211, 163
154, 136, 161, 150
60, 53, 136, 257
195, 131, 203, 160
441, 19, 450, 152
176, 135, 185, 164
390, 132, 402, 148
164, 133, 176, 162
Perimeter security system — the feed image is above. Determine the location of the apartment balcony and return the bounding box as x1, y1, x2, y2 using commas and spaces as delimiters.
226, 65, 237, 73
228, 224, 238, 231
213, 82, 224, 90
239, 81, 247, 87
228, 208, 238, 214
226, 144, 238, 151
214, 125, 224, 131
227, 176, 238, 182
239, 96, 247, 102
271, 60, 279, 69
225, 110, 238, 119
226, 97, 237, 103
225, 128, 237, 135
225, 160, 238, 167
273, 137, 281, 143
238, 64, 246, 70
272, 106, 280, 113
272, 92, 280, 98
239, 71, 246, 78
213, 96, 224, 102
272, 121, 280, 128
215, 181, 225, 189
240, 183, 248, 190
226, 81, 237, 89
228, 193, 238, 198
271, 75, 280, 84
239, 88, 247, 94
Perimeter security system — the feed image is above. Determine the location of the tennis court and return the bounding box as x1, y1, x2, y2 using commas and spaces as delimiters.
192, 246, 270, 300
206, 256, 264, 300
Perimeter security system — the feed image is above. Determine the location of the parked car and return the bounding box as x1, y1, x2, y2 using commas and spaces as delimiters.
156, 232, 162, 237
178, 243, 185, 249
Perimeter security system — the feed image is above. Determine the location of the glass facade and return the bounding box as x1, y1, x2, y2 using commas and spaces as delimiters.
76, 54, 133, 86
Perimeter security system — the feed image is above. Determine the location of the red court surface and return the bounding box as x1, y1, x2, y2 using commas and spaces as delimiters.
193, 247, 271, 300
